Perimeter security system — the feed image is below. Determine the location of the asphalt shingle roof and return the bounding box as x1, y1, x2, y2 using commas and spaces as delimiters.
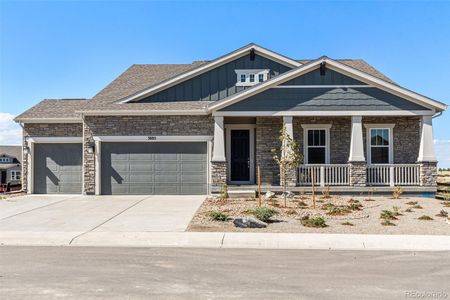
0, 146, 22, 164
15, 58, 397, 121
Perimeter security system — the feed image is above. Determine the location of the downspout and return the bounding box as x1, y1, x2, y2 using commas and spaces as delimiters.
432, 111, 443, 119
18, 122, 26, 193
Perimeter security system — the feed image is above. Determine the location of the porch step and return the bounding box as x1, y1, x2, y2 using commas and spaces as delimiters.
228, 190, 256, 199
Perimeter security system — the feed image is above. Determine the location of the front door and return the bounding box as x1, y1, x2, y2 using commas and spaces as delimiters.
230, 129, 250, 182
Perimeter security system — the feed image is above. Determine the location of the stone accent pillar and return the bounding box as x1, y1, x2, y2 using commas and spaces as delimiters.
212, 116, 226, 162
419, 162, 437, 186
349, 161, 367, 186
282, 116, 297, 187
211, 116, 227, 191
348, 116, 366, 186
211, 161, 227, 190
417, 116, 437, 187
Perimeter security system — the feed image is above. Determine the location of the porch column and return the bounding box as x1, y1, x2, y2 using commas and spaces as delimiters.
211, 116, 227, 191
417, 115, 437, 186
282, 116, 297, 187
348, 116, 366, 186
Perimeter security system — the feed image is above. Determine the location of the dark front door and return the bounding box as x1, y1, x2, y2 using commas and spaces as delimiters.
230, 129, 250, 182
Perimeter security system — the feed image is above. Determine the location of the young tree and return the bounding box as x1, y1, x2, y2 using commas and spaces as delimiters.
272, 124, 303, 207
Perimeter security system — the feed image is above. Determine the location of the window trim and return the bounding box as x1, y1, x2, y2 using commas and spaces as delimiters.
11, 170, 21, 181
301, 124, 332, 164
235, 69, 269, 86
364, 124, 395, 165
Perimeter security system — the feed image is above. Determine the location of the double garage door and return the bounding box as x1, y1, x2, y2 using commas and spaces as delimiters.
101, 142, 207, 195
33, 142, 207, 195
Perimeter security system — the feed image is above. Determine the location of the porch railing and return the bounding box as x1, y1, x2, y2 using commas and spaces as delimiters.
367, 164, 420, 186
298, 164, 350, 186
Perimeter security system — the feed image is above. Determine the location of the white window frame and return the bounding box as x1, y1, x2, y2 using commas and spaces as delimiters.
364, 124, 395, 165
11, 170, 21, 180
301, 124, 331, 164
235, 69, 269, 87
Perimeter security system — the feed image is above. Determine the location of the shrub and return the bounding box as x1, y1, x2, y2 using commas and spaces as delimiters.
381, 219, 396, 226
322, 186, 331, 199
404, 208, 413, 213
435, 210, 448, 218
341, 221, 354, 226
286, 209, 298, 215
220, 184, 229, 199
349, 202, 363, 211
297, 200, 308, 208
406, 201, 418, 205
392, 206, 402, 216
380, 210, 397, 221
321, 203, 335, 210
442, 202, 450, 208
327, 206, 351, 216
412, 204, 423, 209
208, 211, 229, 222
418, 215, 433, 221
392, 186, 403, 199
249, 207, 278, 222
301, 216, 327, 228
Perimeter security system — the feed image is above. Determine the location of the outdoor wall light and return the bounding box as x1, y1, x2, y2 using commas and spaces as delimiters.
87, 144, 95, 154
23, 146, 30, 155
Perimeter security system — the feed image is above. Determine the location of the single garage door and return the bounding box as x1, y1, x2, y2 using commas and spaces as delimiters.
101, 142, 207, 195
34, 143, 83, 194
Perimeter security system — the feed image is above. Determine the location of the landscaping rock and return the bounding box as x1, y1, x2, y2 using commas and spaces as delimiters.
264, 191, 275, 199
233, 217, 267, 228
282, 191, 295, 199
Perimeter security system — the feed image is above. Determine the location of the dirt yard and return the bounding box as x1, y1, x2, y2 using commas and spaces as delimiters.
187, 193, 450, 235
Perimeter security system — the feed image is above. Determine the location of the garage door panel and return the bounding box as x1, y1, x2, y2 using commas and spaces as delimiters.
129, 173, 154, 183
181, 162, 205, 172
101, 142, 207, 195
154, 153, 178, 161
155, 162, 179, 172
34, 143, 82, 194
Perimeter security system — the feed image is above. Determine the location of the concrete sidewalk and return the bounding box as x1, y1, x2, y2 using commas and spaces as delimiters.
1, 230, 450, 251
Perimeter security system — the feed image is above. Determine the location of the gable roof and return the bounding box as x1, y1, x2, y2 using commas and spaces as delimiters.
15, 99, 89, 122
0, 146, 22, 164
116, 43, 303, 104
208, 57, 447, 112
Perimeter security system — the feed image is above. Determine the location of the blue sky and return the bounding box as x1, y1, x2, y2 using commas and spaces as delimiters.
0, 1, 449, 166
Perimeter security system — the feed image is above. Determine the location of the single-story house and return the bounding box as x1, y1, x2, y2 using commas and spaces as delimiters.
0, 146, 22, 191
15, 43, 447, 195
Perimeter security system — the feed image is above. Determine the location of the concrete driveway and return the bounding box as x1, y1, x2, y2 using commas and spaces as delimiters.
0, 194, 205, 237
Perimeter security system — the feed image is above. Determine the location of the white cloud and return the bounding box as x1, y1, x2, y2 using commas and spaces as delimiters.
0, 112, 22, 145
434, 139, 450, 168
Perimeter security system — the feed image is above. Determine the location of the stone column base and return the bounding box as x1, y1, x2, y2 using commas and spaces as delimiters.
211, 161, 227, 190
349, 161, 367, 187
419, 161, 437, 186
281, 168, 297, 187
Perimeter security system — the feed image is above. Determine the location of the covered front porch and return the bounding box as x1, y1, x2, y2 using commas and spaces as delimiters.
210, 114, 437, 193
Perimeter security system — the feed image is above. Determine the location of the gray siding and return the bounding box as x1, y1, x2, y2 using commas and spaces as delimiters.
140, 54, 291, 102
282, 69, 367, 86
220, 87, 430, 111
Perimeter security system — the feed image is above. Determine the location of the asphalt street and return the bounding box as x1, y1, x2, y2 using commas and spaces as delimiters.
0, 246, 449, 299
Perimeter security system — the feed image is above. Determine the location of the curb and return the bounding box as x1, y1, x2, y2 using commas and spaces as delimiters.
1, 231, 450, 251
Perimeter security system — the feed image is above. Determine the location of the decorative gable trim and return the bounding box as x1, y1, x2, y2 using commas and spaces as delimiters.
208, 57, 447, 112
118, 43, 301, 104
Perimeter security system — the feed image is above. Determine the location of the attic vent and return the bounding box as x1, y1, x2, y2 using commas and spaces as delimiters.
320, 62, 326, 76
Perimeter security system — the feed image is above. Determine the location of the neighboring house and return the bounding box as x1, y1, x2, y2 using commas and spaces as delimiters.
0, 146, 22, 190
15, 43, 447, 195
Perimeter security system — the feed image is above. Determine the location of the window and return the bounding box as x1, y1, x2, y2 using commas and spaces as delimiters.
11, 171, 21, 180
302, 125, 331, 164
0, 157, 11, 163
365, 124, 394, 164
258, 74, 264, 82
235, 69, 269, 86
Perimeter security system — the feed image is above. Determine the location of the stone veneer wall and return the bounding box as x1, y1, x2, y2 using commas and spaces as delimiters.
256, 117, 282, 185
293, 117, 351, 164
83, 115, 214, 194
362, 117, 421, 164
22, 123, 83, 193
419, 162, 437, 186
211, 161, 227, 191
